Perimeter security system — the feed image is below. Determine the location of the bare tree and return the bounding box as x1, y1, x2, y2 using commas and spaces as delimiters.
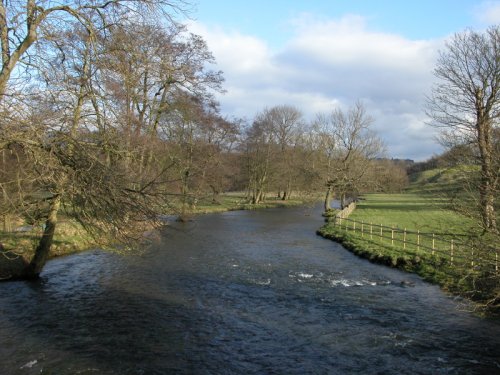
316, 101, 384, 210
268, 105, 304, 200
0, 0, 189, 100
242, 110, 277, 204
426, 26, 500, 233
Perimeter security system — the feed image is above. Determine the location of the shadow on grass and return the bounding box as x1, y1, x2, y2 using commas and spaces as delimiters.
358, 203, 439, 211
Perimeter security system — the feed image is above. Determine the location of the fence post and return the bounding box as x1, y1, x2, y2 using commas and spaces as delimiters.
471, 247, 474, 268
391, 226, 394, 246
496, 252, 498, 275
380, 224, 383, 242
353, 220, 356, 232
370, 222, 373, 239
417, 230, 420, 252
450, 240, 454, 266
432, 234, 435, 256
361, 221, 364, 237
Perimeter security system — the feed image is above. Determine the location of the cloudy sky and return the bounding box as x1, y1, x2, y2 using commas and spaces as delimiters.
186, 0, 500, 161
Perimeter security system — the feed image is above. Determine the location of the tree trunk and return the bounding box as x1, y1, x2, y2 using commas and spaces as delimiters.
479, 174, 497, 232
253, 188, 264, 204
324, 185, 333, 211
476, 102, 497, 233
210, 185, 221, 204
282, 178, 292, 200
24, 195, 61, 279
0, 4, 39, 101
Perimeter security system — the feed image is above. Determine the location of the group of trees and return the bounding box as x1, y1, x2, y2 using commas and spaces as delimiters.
6, 0, 496, 282
0, 0, 405, 280
240, 103, 409, 208
0, 0, 234, 278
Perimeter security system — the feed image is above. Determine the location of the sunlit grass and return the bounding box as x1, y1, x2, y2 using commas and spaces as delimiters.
1, 220, 93, 261
351, 193, 477, 236
192, 192, 313, 214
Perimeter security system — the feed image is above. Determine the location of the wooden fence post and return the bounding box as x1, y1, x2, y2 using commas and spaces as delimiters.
370, 222, 373, 239
403, 228, 406, 250
380, 224, 383, 242
391, 226, 394, 246
361, 221, 364, 237
450, 240, 454, 266
432, 234, 435, 256
417, 230, 420, 252
471, 247, 474, 268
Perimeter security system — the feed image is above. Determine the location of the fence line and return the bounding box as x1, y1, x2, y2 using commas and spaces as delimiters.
331, 216, 499, 274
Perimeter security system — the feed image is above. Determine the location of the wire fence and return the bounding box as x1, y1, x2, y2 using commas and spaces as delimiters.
331, 214, 499, 275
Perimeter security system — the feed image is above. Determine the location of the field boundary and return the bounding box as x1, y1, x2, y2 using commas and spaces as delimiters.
329, 215, 499, 275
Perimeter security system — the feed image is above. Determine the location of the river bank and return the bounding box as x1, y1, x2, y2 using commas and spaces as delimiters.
317, 193, 499, 316
1, 193, 315, 265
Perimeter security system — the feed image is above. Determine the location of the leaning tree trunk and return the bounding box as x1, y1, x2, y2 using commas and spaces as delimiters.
24, 195, 61, 279
324, 185, 333, 211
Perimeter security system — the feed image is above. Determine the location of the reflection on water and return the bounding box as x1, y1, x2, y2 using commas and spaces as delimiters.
1, 205, 499, 374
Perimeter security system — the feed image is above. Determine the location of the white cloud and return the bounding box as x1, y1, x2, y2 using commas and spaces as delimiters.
474, 1, 500, 25
286, 14, 432, 71
187, 21, 279, 85
187, 15, 444, 160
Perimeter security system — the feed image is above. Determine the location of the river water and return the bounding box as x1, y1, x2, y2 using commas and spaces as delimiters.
0, 205, 499, 374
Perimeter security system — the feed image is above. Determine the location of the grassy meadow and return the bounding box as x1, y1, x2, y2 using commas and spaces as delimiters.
349, 193, 477, 235
192, 191, 317, 214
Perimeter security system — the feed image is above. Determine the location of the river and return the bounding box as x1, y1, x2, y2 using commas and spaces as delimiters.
0, 205, 499, 374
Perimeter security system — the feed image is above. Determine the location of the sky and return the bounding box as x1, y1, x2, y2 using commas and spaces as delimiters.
185, 0, 500, 161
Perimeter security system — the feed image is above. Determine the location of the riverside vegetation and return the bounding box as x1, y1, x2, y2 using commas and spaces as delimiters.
318, 167, 499, 314
0, 193, 315, 273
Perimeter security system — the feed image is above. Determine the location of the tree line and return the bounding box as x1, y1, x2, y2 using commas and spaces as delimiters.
0, 1, 406, 280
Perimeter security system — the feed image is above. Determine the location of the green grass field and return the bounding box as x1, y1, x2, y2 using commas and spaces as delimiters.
318, 169, 499, 313
350, 193, 477, 235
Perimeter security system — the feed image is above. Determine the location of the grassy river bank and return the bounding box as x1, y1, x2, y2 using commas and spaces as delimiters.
1, 193, 313, 264
317, 170, 499, 314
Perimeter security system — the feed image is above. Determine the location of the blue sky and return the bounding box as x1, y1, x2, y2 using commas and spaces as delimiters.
194, 0, 486, 43
187, 1, 500, 160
